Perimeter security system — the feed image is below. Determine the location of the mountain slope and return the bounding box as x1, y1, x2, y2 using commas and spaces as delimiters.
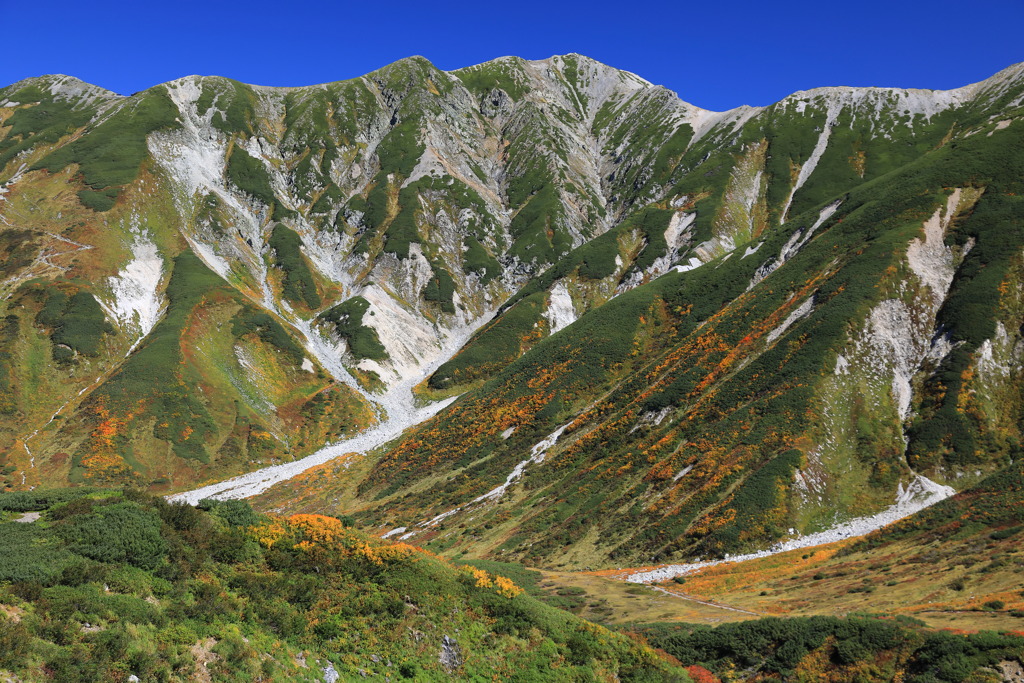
2, 57, 1024, 573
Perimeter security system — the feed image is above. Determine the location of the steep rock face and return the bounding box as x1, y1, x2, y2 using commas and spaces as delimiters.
1, 57, 1023, 570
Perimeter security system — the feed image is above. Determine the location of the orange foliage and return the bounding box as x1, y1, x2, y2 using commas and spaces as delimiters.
686, 665, 720, 683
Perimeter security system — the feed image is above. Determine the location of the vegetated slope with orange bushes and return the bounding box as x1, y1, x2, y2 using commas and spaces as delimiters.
262, 110, 1024, 569
3, 57, 1024, 573
652, 461, 1024, 633
0, 488, 687, 681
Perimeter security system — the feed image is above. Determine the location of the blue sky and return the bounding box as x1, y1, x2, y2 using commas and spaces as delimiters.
2, 0, 1021, 111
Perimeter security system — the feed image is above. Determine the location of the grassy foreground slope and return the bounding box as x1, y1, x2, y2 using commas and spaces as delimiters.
0, 489, 686, 682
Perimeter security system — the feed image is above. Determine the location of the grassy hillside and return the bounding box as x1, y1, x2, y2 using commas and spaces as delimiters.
260, 114, 1024, 569
0, 489, 686, 682
642, 461, 1024, 634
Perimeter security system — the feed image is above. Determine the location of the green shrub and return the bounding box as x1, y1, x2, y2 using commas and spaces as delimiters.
318, 297, 387, 361
35, 88, 178, 208
61, 502, 167, 570
230, 307, 305, 364
35, 287, 115, 360
89, 250, 223, 463
423, 261, 457, 313
463, 236, 500, 282
226, 146, 282, 214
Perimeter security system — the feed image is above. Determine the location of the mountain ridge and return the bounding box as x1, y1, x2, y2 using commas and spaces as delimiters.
1, 52, 1023, 572
10, 53, 1024, 111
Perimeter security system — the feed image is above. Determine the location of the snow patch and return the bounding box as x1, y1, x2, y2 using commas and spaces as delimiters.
397, 423, 571, 539
976, 322, 1022, 380
672, 464, 693, 482
618, 212, 696, 292
750, 200, 840, 289
471, 424, 568, 503
906, 190, 960, 307
675, 257, 704, 273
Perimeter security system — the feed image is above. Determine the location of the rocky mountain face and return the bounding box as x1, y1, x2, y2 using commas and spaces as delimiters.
1, 55, 1023, 569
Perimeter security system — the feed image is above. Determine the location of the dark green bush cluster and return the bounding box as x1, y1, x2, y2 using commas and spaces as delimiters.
429, 291, 547, 389
0, 490, 684, 681
34, 287, 114, 362
89, 251, 224, 464
34, 88, 179, 211
318, 296, 387, 361
226, 147, 282, 215
375, 120, 424, 178
231, 307, 305, 365
423, 260, 457, 313
637, 616, 1024, 682
0, 95, 92, 174
267, 224, 321, 309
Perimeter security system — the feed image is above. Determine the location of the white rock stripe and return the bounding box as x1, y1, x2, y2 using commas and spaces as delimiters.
626, 475, 954, 584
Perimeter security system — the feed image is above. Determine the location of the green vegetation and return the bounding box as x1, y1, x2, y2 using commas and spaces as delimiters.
33, 287, 114, 362
508, 181, 569, 265
0, 97, 92, 173
267, 224, 321, 309
88, 251, 225, 464
34, 88, 178, 210
423, 260, 457, 313
854, 460, 1024, 553
453, 59, 529, 101
0, 490, 686, 681
349, 104, 1024, 567
375, 120, 424, 178
230, 307, 305, 365
463, 236, 500, 282
226, 146, 281, 214
637, 616, 1024, 682
429, 291, 548, 389
319, 297, 387, 361
381, 184, 420, 258
205, 79, 255, 135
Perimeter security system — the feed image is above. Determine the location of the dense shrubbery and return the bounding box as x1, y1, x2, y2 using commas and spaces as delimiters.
318, 296, 388, 361
267, 224, 321, 309
637, 616, 1024, 682
0, 88, 91, 177
34, 287, 114, 361
373, 99, 1024, 565
231, 307, 305, 365
87, 251, 224, 465
854, 460, 1024, 552
0, 490, 685, 681
423, 260, 457, 313
226, 146, 282, 215
34, 89, 179, 210
374, 120, 425, 178
429, 291, 548, 389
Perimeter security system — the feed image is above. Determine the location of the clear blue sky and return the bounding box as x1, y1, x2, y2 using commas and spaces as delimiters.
2, 0, 1021, 111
